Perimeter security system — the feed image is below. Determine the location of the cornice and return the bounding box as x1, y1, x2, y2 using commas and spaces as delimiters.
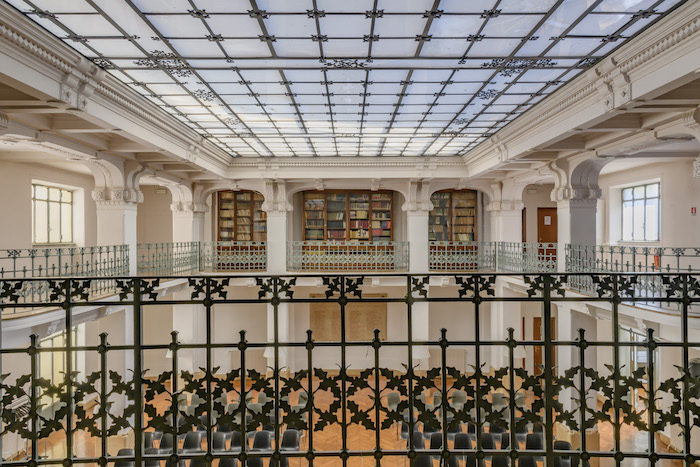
0, 4, 231, 175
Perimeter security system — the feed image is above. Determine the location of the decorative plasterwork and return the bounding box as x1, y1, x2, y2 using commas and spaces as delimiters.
485, 200, 525, 212
91, 188, 143, 206
693, 156, 700, 179
402, 180, 433, 213
170, 202, 208, 215
261, 180, 293, 214
0, 111, 8, 131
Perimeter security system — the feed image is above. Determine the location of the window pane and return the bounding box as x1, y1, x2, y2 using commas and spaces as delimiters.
645, 198, 659, 241
49, 202, 61, 243
622, 187, 633, 201
49, 187, 61, 201
62, 190, 72, 203
34, 200, 48, 243
646, 183, 659, 198
34, 185, 48, 200
633, 186, 644, 199
633, 200, 644, 240
622, 200, 633, 241
61, 203, 72, 242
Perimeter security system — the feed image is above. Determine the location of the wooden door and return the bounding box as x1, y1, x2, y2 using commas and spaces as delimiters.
533, 317, 556, 376
537, 208, 558, 263
537, 208, 557, 243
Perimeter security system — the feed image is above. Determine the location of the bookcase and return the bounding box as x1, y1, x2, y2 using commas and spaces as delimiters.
303, 191, 393, 241
429, 190, 478, 241
217, 191, 267, 241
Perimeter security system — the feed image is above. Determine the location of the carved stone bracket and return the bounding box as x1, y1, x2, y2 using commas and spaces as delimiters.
402, 180, 433, 213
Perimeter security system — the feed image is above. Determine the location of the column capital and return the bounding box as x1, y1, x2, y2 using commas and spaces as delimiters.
261, 179, 293, 214
401, 180, 433, 214
485, 200, 524, 212
170, 202, 208, 215
551, 186, 602, 204
91, 188, 143, 206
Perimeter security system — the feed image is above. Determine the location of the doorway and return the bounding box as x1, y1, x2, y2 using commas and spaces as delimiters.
537, 207, 558, 263
533, 316, 556, 376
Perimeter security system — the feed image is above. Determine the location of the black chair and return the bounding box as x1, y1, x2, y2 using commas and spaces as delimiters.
514, 421, 529, 444
114, 448, 134, 467
525, 433, 543, 451
280, 429, 301, 467
414, 454, 433, 467
448, 433, 475, 467
143, 447, 162, 467
212, 431, 228, 452
500, 434, 510, 450
229, 431, 242, 452
492, 454, 509, 467
422, 421, 440, 442
553, 440, 573, 467
219, 456, 238, 467
480, 432, 496, 450
182, 431, 204, 453
412, 430, 425, 450
158, 433, 176, 454
518, 456, 537, 467
428, 431, 442, 461
248, 431, 272, 467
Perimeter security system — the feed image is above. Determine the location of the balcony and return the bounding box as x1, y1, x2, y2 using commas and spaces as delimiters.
287, 241, 409, 271
0, 272, 694, 465
137, 242, 267, 275
0, 245, 128, 303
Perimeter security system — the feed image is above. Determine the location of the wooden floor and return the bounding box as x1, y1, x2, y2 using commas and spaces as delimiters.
22, 383, 681, 467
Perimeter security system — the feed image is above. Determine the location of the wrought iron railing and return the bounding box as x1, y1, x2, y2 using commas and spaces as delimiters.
0, 273, 695, 466
566, 244, 700, 310
137, 242, 200, 275
287, 241, 409, 271
200, 241, 267, 272
497, 242, 558, 273
428, 241, 497, 271
137, 242, 267, 274
0, 245, 128, 303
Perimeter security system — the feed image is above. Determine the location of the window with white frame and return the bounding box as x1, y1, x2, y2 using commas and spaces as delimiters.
621, 182, 659, 242
32, 183, 74, 245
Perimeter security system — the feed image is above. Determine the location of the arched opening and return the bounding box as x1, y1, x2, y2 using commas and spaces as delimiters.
215, 189, 266, 242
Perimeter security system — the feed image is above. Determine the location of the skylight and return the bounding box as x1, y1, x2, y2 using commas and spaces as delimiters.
4, 0, 685, 158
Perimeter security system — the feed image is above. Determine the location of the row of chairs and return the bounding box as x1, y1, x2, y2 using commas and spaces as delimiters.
116, 428, 303, 467
404, 428, 572, 467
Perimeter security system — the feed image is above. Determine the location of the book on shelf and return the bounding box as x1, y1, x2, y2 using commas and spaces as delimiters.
327, 221, 346, 229
237, 209, 251, 216
328, 212, 345, 220
350, 220, 370, 229
220, 209, 234, 217
220, 192, 234, 200
328, 230, 345, 239
350, 210, 368, 218
371, 202, 391, 210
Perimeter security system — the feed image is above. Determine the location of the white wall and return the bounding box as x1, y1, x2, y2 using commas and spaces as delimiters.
137, 186, 172, 244
598, 159, 700, 246
0, 160, 97, 248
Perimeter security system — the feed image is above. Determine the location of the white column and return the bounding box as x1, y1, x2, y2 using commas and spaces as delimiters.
406, 210, 430, 273
173, 290, 206, 373
265, 211, 288, 274
171, 204, 206, 243
487, 203, 523, 243
489, 279, 523, 372
556, 303, 576, 413
555, 197, 598, 271
95, 202, 139, 275
264, 302, 290, 373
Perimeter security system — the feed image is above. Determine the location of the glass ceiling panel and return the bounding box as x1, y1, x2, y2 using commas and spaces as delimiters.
6, 0, 685, 158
